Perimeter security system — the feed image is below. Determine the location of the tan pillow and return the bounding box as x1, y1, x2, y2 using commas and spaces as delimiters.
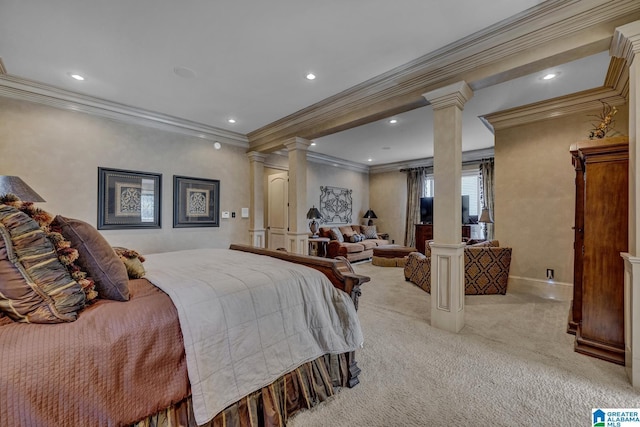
55, 215, 130, 301
329, 227, 344, 243
0, 205, 86, 322
339, 226, 356, 239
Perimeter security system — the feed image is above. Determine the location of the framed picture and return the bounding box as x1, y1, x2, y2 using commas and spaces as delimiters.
173, 176, 220, 228
98, 167, 162, 229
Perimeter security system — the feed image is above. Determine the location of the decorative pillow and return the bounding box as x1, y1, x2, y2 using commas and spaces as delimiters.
329, 227, 344, 243
113, 247, 146, 279
1, 195, 97, 302
0, 205, 86, 323
349, 234, 363, 243
361, 225, 378, 239
339, 226, 356, 238
55, 215, 130, 301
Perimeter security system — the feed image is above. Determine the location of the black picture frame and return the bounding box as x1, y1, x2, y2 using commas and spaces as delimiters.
97, 167, 162, 230
173, 175, 220, 228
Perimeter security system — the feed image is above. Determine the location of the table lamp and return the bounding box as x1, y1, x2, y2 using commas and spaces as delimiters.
363, 209, 377, 226
306, 206, 322, 237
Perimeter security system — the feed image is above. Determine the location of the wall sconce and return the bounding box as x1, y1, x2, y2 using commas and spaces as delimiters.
306, 206, 322, 237
0, 176, 45, 202
363, 209, 377, 226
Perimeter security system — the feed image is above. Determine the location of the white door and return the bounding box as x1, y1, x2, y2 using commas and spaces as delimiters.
267, 172, 288, 250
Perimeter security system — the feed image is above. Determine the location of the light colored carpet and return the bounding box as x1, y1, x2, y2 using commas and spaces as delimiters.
289, 263, 640, 427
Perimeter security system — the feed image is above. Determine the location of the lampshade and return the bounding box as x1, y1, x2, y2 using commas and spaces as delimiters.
0, 176, 45, 202
363, 209, 377, 219
479, 207, 493, 223
306, 206, 322, 220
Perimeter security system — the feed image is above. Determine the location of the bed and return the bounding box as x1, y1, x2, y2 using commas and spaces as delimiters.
0, 200, 368, 427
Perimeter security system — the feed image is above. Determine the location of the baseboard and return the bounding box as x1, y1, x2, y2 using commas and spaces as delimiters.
507, 275, 573, 301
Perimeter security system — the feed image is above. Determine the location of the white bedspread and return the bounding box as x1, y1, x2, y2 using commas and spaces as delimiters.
144, 248, 364, 425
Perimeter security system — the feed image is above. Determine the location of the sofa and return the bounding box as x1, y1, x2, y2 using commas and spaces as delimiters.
319, 224, 389, 262
404, 240, 512, 295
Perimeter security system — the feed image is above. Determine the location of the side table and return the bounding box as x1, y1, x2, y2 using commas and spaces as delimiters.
308, 236, 330, 257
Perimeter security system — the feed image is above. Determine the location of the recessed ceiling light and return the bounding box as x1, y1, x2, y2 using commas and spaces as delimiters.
310, 142, 316, 146
542, 73, 557, 80
69, 73, 85, 81
227, 118, 236, 124
367, 158, 373, 162
306, 73, 316, 80
389, 119, 398, 124
174, 66, 197, 79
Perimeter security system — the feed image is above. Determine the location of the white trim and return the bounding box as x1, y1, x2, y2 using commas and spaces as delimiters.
0, 74, 249, 148
507, 275, 573, 301
270, 150, 370, 174
369, 148, 494, 174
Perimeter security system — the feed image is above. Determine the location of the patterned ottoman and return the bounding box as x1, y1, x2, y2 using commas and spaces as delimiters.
372, 245, 418, 267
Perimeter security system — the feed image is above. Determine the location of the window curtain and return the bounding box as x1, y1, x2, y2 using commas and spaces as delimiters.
479, 158, 495, 240
403, 167, 429, 247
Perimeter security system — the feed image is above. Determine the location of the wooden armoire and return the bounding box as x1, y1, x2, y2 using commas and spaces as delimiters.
568, 136, 628, 365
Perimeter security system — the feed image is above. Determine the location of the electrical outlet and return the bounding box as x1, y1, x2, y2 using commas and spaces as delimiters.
546, 269, 554, 280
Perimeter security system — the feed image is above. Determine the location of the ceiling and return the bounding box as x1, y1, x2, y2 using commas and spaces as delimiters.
0, 0, 629, 167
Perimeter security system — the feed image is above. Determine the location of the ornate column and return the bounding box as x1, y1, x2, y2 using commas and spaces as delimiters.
611, 20, 640, 388
423, 81, 473, 333
247, 151, 267, 247
283, 137, 311, 254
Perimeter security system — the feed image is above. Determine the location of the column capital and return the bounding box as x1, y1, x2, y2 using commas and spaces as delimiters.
283, 137, 312, 152
611, 21, 640, 64
423, 81, 473, 111
246, 151, 267, 163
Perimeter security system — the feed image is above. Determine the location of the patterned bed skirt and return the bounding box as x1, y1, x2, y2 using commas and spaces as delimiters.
133, 353, 349, 427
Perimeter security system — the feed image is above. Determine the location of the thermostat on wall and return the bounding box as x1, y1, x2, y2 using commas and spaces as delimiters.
221, 211, 230, 219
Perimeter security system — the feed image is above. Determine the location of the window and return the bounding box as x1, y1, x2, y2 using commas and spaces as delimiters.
423, 169, 480, 218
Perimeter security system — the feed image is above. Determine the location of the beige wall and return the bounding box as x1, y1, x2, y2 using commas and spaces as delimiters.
495, 104, 629, 293
307, 163, 369, 227
260, 155, 369, 244
0, 96, 251, 254
369, 170, 406, 244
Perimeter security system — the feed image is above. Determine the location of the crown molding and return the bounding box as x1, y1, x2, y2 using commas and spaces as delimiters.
481, 54, 629, 131
423, 81, 473, 111
480, 86, 626, 132
247, 0, 640, 150
610, 20, 640, 63
269, 150, 370, 174
0, 74, 249, 148
369, 147, 494, 174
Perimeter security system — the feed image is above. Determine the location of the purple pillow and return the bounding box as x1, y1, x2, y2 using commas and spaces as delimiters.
55, 215, 129, 301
